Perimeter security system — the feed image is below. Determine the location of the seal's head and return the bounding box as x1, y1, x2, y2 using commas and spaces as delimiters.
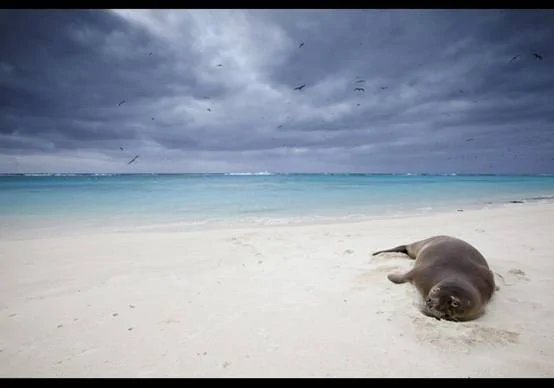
423, 280, 481, 322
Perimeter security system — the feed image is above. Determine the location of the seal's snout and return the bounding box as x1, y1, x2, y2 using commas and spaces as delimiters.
425, 297, 433, 307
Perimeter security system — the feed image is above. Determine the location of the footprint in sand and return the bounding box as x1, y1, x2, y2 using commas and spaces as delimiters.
506, 297, 541, 310
344, 249, 354, 255
351, 268, 398, 291
496, 268, 529, 286
352, 261, 408, 290
463, 325, 520, 346
508, 268, 528, 280
230, 236, 261, 256
351, 272, 375, 290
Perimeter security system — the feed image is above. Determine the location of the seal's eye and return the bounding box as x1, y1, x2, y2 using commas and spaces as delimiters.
450, 300, 460, 308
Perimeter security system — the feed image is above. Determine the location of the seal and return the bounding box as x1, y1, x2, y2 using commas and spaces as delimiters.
372, 235, 496, 322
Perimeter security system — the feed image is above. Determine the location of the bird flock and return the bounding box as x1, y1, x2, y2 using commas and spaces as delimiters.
115, 39, 546, 169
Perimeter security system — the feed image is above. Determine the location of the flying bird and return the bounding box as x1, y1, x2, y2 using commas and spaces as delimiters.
207, 108, 212, 112
355, 80, 366, 83
118, 99, 126, 106
379, 86, 388, 90
217, 64, 223, 67
293, 84, 306, 91
509, 55, 520, 63
299, 42, 304, 48
148, 52, 152, 56
532, 52, 543, 60
466, 138, 474, 142
277, 125, 283, 129
127, 155, 139, 165
151, 117, 155, 120
353, 87, 365, 92
119, 146, 124, 151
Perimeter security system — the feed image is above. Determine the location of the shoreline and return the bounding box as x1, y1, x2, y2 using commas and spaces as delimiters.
1, 192, 554, 241
1, 200, 554, 377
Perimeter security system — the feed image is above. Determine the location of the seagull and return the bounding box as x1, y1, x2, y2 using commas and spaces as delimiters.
466, 138, 474, 142
379, 86, 388, 90
118, 99, 126, 106
151, 117, 155, 120
353, 87, 365, 92
277, 125, 283, 129
355, 79, 365, 83
127, 155, 139, 165
532, 52, 543, 60
119, 146, 124, 151
207, 108, 212, 112
459, 89, 464, 93
216, 64, 223, 67
148, 52, 152, 56
299, 42, 304, 48
293, 84, 306, 91
509, 55, 520, 63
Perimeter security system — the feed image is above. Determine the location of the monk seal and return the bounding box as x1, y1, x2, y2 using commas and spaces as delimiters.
372, 235, 496, 322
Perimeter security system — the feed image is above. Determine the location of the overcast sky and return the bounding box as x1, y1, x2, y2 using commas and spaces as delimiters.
0, 9, 553, 174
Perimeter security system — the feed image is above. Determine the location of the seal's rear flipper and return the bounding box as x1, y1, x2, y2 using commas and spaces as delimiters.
372, 245, 408, 256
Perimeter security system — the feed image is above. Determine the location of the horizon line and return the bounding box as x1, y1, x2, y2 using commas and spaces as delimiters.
1, 172, 553, 176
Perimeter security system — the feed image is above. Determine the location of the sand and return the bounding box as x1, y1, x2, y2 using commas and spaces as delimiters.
1, 202, 554, 377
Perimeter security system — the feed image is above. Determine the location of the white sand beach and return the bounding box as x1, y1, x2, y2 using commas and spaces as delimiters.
1, 202, 554, 378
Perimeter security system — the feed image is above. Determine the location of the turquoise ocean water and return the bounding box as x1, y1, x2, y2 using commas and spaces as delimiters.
1, 173, 554, 238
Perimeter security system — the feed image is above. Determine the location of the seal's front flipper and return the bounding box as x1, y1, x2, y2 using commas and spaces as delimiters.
372, 245, 408, 256
493, 271, 504, 291
387, 271, 410, 284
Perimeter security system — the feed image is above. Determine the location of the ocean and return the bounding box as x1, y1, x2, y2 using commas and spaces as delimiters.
1, 173, 554, 238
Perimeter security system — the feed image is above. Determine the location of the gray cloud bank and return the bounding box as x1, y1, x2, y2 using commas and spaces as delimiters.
0, 9, 553, 173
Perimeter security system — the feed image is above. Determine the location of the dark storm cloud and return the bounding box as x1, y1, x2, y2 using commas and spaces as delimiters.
0, 9, 553, 173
